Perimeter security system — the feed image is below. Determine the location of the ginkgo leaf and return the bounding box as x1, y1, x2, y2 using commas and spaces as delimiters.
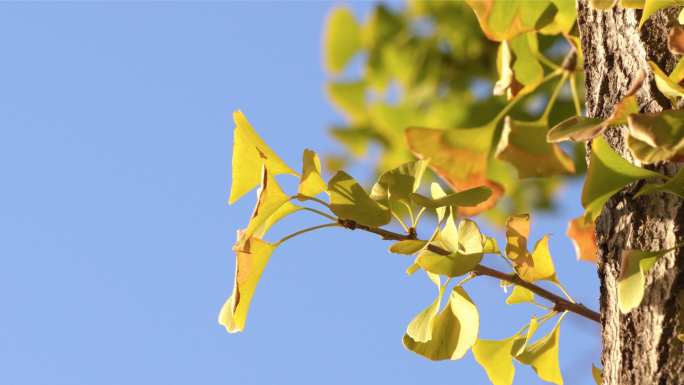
370, 159, 430, 210
389, 240, 428, 255
582, 136, 665, 224
326, 81, 367, 121
640, 0, 684, 29
407, 278, 445, 342
515, 312, 567, 384
567, 216, 598, 263
539, 0, 577, 35
409, 186, 493, 209
297, 149, 327, 200
634, 165, 684, 199
230, 110, 299, 204
403, 287, 479, 361
441, 210, 459, 253
222, 237, 278, 333
618, 248, 673, 313
465, 0, 558, 42
431, 183, 448, 222
323, 5, 362, 73
531, 235, 560, 284
494, 33, 544, 100
505, 214, 535, 283
496, 117, 576, 179
592, 364, 603, 385
405, 125, 504, 216
406, 262, 421, 275
629, 108, 684, 153
418, 219, 484, 278
473, 329, 525, 385
512, 316, 540, 356
625, 134, 680, 164
548, 69, 644, 143
483, 236, 501, 255
620, 0, 645, 8
253, 201, 303, 239
669, 26, 684, 54
506, 286, 535, 305
647, 61, 684, 103
241, 165, 293, 247
589, 0, 619, 10
328, 171, 391, 228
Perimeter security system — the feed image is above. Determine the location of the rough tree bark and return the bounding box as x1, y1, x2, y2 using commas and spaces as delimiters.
577, 1, 684, 383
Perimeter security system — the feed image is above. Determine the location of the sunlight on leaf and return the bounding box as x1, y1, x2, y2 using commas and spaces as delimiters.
409, 186, 493, 209
647, 61, 684, 103
441, 209, 459, 253
328, 171, 391, 228
618, 248, 672, 313
403, 287, 479, 360
531, 235, 560, 284
253, 201, 303, 239
515, 312, 567, 384
407, 276, 445, 342
506, 286, 535, 305
418, 219, 484, 278
634, 165, 684, 199
669, 26, 684, 54
370, 159, 430, 211
582, 137, 665, 224
242, 165, 293, 246
473, 331, 523, 385
629, 107, 684, 157
626, 134, 680, 164
297, 149, 327, 200
323, 5, 362, 73
592, 364, 603, 385
494, 33, 544, 100
230, 110, 299, 204
505, 214, 535, 283
540, 0, 577, 35
465, 0, 557, 41
431, 183, 448, 222
640, 0, 684, 29
512, 316, 540, 356
405, 125, 504, 216
389, 240, 428, 255
567, 216, 598, 263
496, 117, 575, 178
589, 0, 619, 10
220, 238, 277, 333
483, 236, 501, 255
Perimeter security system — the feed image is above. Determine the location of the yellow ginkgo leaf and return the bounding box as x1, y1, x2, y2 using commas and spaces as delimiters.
515, 312, 567, 384
406, 276, 445, 342
230, 110, 299, 204
505, 214, 535, 283
297, 149, 327, 200
241, 165, 292, 248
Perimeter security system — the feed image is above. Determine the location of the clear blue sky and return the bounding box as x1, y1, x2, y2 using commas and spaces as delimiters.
0, 2, 600, 384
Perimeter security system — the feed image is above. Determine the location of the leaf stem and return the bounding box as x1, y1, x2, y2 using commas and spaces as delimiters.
414, 207, 427, 229
540, 72, 569, 124
343, 221, 600, 324
491, 70, 562, 126
570, 72, 582, 116
301, 207, 338, 222
275, 223, 342, 246
536, 53, 561, 71
293, 195, 331, 209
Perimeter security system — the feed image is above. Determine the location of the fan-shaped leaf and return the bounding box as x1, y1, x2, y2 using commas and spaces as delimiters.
629, 107, 684, 154
328, 171, 391, 228
592, 364, 603, 385
465, 0, 558, 41
370, 159, 430, 210
531, 235, 559, 284
634, 165, 684, 199
403, 287, 479, 360
647, 61, 684, 103
389, 240, 428, 255
515, 313, 567, 384
323, 6, 362, 73
506, 286, 534, 305
230, 111, 299, 204
567, 216, 598, 263
297, 149, 327, 200
418, 220, 484, 278
407, 278, 445, 342
618, 248, 674, 313
582, 137, 665, 224
241, 165, 293, 247
505, 214, 535, 283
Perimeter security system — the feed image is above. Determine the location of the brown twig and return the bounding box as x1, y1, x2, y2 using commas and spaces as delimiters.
343, 219, 601, 324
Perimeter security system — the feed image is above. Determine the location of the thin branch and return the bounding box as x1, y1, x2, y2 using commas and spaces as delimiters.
343, 220, 600, 324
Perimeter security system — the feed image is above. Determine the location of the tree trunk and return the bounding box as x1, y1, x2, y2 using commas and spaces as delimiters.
577, 1, 684, 383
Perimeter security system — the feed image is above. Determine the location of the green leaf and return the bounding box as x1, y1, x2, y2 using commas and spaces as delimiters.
506, 286, 535, 305
405, 125, 504, 216
326, 81, 366, 121
403, 287, 479, 360
531, 235, 560, 284
496, 117, 576, 179
548, 69, 643, 143
370, 159, 430, 210
409, 186, 493, 209
617, 248, 673, 313
505, 214, 535, 283
494, 33, 544, 100
328, 171, 391, 228
540, 0, 578, 35
635, 165, 684, 199
625, 134, 680, 164
592, 364, 603, 385
389, 240, 428, 255
230, 110, 300, 204
220, 238, 277, 333
417, 219, 484, 278
465, 0, 558, 41
640, 0, 684, 29
407, 278, 445, 342
629, 107, 684, 155
515, 313, 567, 384
582, 137, 666, 224
242, 165, 293, 247
297, 150, 328, 200
323, 6, 362, 73
647, 61, 684, 103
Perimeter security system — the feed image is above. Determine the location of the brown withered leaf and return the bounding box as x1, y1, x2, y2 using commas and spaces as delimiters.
566, 216, 598, 263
